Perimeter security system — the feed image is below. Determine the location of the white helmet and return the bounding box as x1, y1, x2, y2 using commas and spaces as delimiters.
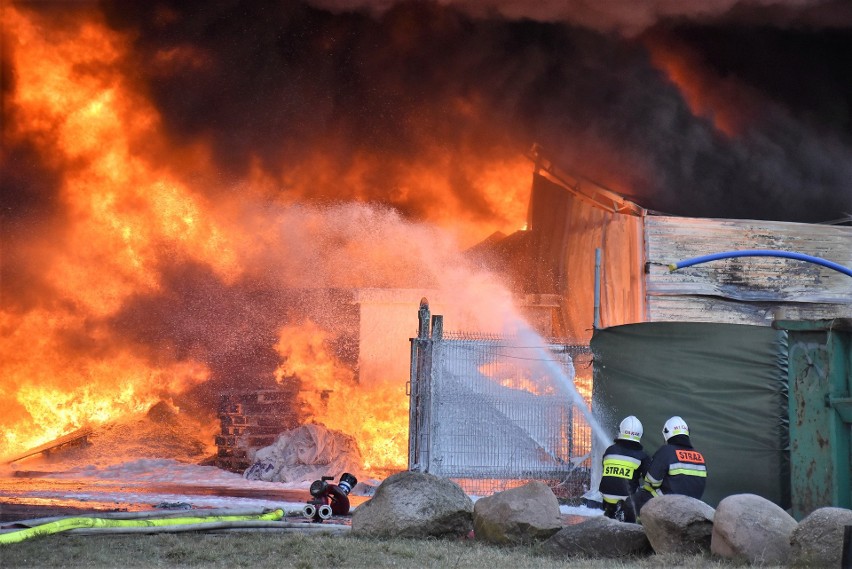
662, 416, 689, 442
618, 415, 643, 442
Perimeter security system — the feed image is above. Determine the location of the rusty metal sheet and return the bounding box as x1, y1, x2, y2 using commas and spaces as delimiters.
782, 325, 852, 518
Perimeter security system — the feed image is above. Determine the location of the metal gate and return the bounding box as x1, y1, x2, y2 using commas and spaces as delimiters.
408, 300, 592, 496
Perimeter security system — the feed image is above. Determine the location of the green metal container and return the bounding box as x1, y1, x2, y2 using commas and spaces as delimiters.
775, 319, 852, 519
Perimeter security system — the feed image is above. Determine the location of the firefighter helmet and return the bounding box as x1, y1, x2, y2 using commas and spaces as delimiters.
618, 415, 643, 442
662, 416, 689, 441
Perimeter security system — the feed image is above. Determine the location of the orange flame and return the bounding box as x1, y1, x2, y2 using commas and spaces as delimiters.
643, 34, 757, 138
274, 321, 408, 472
486, 362, 557, 396
1, 6, 534, 467
1, 6, 236, 457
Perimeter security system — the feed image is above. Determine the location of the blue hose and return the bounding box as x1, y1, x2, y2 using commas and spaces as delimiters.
668, 249, 852, 278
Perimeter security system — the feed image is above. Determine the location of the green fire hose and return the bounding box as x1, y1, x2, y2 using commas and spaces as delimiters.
0, 509, 284, 545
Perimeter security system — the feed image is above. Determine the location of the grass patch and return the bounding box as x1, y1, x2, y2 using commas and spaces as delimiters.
0, 532, 739, 568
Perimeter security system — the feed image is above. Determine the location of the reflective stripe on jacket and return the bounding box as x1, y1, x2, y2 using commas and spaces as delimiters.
642, 436, 706, 499
599, 440, 650, 504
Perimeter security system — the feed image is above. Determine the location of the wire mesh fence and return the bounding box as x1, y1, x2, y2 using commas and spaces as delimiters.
409, 315, 592, 498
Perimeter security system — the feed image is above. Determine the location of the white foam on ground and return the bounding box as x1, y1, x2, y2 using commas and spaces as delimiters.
560, 504, 603, 517
0, 459, 318, 513
0, 405, 602, 517
1, 458, 603, 517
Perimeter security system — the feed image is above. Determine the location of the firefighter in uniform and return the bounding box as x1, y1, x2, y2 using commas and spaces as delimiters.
598, 415, 650, 523
630, 415, 707, 519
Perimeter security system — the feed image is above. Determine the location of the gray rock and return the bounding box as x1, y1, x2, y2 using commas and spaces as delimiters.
640, 495, 715, 554
350, 471, 473, 538
711, 493, 797, 566
473, 481, 562, 545
789, 506, 852, 568
542, 516, 653, 558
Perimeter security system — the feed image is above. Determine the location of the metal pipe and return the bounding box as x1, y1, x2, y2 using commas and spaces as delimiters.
669, 249, 852, 278
408, 335, 419, 469
594, 248, 601, 329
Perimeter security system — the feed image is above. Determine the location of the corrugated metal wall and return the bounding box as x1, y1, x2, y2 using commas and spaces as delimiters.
644, 216, 852, 325
529, 174, 645, 341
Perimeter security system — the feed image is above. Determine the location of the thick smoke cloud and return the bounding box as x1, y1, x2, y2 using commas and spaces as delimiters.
4, 0, 851, 387
2, 1, 850, 323
312, 0, 852, 36
85, 0, 852, 222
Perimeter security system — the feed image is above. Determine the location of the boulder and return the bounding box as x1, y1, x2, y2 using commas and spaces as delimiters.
711, 493, 797, 565
473, 481, 562, 545
351, 471, 473, 538
789, 507, 852, 568
640, 495, 715, 554
542, 516, 653, 558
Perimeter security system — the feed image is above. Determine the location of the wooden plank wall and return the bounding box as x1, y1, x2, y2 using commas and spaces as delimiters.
644, 216, 852, 325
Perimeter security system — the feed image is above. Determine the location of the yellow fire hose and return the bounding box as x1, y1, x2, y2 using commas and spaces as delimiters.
0, 509, 284, 545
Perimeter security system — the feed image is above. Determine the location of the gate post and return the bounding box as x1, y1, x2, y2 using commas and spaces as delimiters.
409, 298, 433, 471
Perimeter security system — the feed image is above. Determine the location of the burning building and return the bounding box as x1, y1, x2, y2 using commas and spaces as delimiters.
460, 145, 850, 501
2, 1, 852, 494
497, 145, 852, 339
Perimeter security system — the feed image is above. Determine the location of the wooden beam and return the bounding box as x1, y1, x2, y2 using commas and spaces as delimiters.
5, 426, 93, 465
